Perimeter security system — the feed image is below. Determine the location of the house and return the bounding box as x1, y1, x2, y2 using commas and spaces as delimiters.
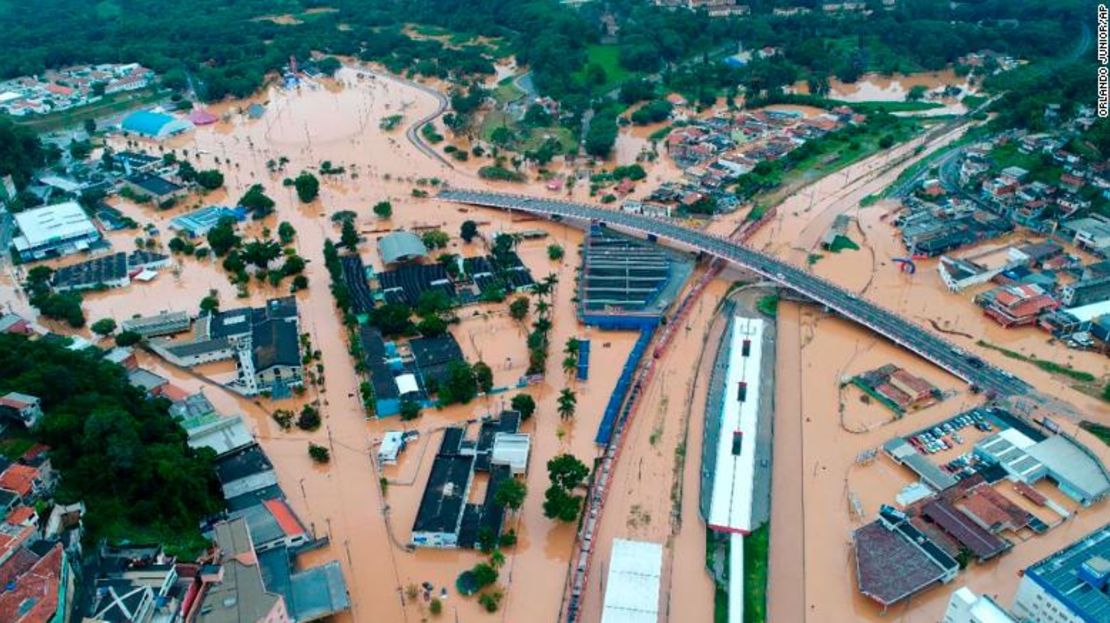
229, 498, 309, 553
185, 518, 291, 623
125, 172, 186, 203
1060, 215, 1110, 253
0, 542, 71, 623
0, 463, 48, 500
214, 444, 278, 500
11, 201, 102, 262
0, 392, 42, 429
88, 544, 179, 623
979, 284, 1059, 327
1059, 275, 1110, 307
0, 313, 33, 335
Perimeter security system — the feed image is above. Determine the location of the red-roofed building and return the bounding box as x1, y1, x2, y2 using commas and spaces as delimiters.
44, 83, 74, 97
0, 506, 39, 568
982, 284, 1059, 327
0, 544, 70, 623
0, 464, 43, 499
262, 499, 306, 540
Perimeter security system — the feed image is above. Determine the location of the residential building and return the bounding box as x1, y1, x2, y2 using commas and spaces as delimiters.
11, 201, 102, 261
124, 172, 186, 203
1060, 215, 1110, 254
0, 392, 43, 428
1059, 275, 1110, 307
214, 444, 278, 500
120, 310, 190, 338
978, 283, 1059, 327
1011, 524, 1110, 623
943, 586, 1017, 623
186, 518, 291, 623
0, 543, 71, 623
87, 544, 179, 623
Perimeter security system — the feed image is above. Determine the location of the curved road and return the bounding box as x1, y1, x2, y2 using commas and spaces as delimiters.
375, 70, 454, 169
439, 188, 1034, 397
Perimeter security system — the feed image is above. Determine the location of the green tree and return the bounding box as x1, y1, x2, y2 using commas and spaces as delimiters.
308, 443, 330, 463
510, 393, 536, 420
317, 56, 342, 77
400, 399, 422, 421
547, 453, 588, 490
206, 217, 240, 256
372, 201, 392, 218
238, 184, 275, 218
297, 404, 321, 431
542, 485, 583, 522
294, 171, 320, 203
195, 169, 224, 190
340, 218, 359, 249
556, 388, 577, 420
241, 239, 282, 269
421, 229, 450, 249
277, 221, 296, 244
115, 330, 142, 347
547, 243, 564, 261
494, 478, 526, 511
438, 360, 477, 405
91, 318, 117, 336
460, 220, 478, 243
473, 361, 493, 394
508, 297, 529, 321
471, 563, 498, 589
200, 295, 220, 314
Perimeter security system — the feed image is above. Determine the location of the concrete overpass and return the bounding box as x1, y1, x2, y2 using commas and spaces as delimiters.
439, 189, 1033, 397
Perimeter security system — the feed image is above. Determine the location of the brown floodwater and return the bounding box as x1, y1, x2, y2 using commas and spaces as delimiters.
5, 59, 1106, 623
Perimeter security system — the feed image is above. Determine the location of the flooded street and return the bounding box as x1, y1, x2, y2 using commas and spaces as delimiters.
3, 57, 1107, 623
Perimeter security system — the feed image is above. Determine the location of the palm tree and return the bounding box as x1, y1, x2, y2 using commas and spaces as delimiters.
542, 272, 559, 292
535, 299, 551, 319
532, 281, 551, 299
557, 388, 577, 420
489, 550, 505, 569
562, 355, 577, 377
564, 338, 579, 357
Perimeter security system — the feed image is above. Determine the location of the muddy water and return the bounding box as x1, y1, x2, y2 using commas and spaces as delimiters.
0, 66, 676, 622
791, 69, 977, 104
574, 276, 730, 623
773, 301, 1110, 622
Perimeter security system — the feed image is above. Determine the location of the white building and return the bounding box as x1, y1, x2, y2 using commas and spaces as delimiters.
1012, 525, 1110, 623
601, 539, 663, 623
11, 201, 102, 261
944, 587, 1017, 623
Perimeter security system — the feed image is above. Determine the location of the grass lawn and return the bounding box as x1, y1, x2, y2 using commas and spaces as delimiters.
976, 340, 1097, 383
850, 100, 944, 114
492, 80, 525, 105
743, 525, 770, 623
480, 110, 576, 152
1081, 420, 1110, 445
988, 142, 1063, 184
575, 44, 633, 89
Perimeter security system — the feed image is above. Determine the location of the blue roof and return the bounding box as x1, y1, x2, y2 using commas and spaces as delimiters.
121, 111, 190, 137
1025, 524, 1110, 622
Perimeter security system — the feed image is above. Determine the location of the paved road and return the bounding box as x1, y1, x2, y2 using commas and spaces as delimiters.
439, 189, 1034, 397
372, 69, 454, 169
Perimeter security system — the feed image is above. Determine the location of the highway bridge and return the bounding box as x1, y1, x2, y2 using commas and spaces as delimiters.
439, 189, 1034, 397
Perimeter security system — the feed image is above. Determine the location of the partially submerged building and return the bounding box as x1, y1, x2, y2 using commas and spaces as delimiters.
577, 223, 694, 330
11, 201, 101, 262
410, 412, 529, 549
1012, 524, 1110, 623
853, 506, 959, 610
119, 110, 193, 140
150, 297, 303, 397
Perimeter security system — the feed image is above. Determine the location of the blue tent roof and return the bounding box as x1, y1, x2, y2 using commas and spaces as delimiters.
121, 110, 191, 137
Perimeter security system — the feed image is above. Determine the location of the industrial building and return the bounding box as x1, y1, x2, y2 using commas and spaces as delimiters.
51, 250, 169, 292
357, 325, 424, 417
168, 205, 247, 238
119, 110, 192, 139
409, 334, 466, 393
11, 201, 102, 261
124, 172, 185, 203
410, 412, 529, 549
377, 231, 428, 265
577, 223, 693, 329
853, 506, 959, 609
149, 297, 303, 398
600, 539, 663, 623
974, 428, 1110, 507
120, 310, 190, 338
943, 587, 1017, 623
1012, 524, 1110, 623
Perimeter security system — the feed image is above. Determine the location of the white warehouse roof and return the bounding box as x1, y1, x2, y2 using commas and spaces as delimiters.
12, 201, 97, 250
601, 539, 662, 623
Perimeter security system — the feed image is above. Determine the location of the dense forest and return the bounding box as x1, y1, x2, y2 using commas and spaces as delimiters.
0, 0, 1085, 104
0, 334, 222, 555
